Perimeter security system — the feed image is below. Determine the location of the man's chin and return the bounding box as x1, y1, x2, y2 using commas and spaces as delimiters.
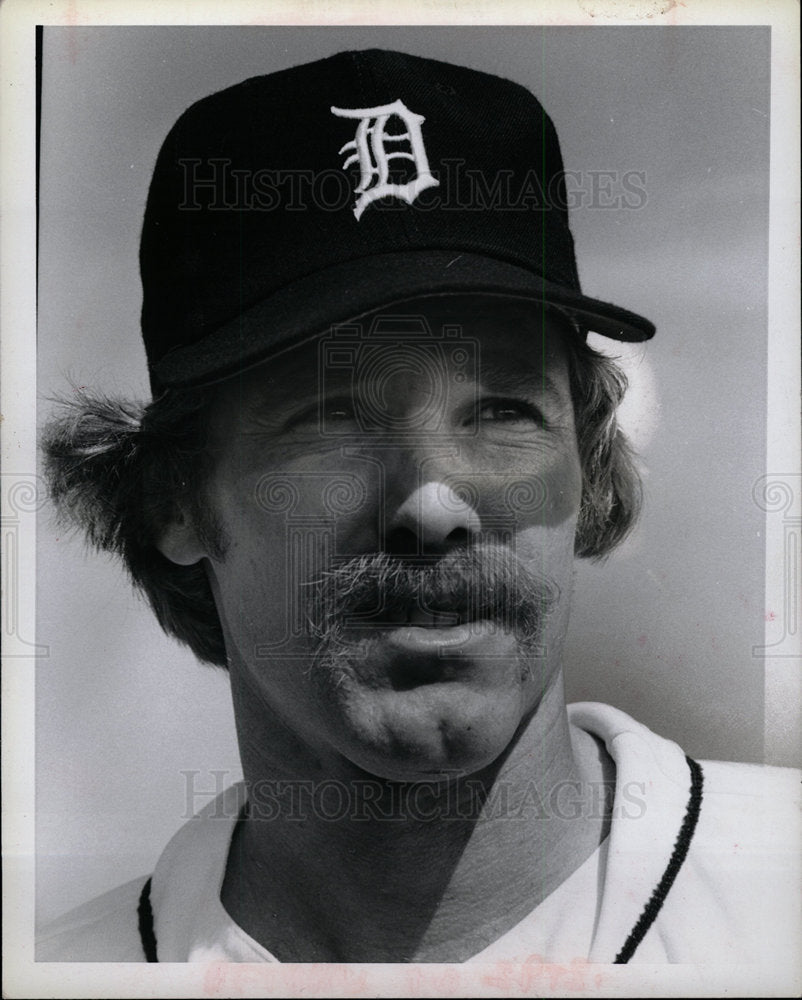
336, 686, 531, 783
313, 623, 541, 781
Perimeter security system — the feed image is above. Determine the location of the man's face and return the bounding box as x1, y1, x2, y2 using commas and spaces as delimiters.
198, 295, 583, 781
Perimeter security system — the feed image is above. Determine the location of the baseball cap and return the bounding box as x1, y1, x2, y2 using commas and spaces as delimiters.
141, 48, 655, 392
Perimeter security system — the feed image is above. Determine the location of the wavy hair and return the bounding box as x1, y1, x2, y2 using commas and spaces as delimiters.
41, 340, 642, 667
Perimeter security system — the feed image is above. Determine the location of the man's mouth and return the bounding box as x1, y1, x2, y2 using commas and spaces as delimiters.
403, 606, 462, 628
349, 600, 468, 628
305, 547, 556, 654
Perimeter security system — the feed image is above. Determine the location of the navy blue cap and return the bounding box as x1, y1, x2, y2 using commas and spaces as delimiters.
140, 48, 655, 391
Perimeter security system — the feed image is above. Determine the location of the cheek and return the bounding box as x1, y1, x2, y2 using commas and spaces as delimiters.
203, 474, 297, 647
503, 448, 582, 573
543, 449, 583, 525
209, 540, 286, 650
464, 447, 582, 535
205, 460, 380, 650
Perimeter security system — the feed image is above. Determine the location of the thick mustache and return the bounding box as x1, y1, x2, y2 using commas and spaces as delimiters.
304, 546, 558, 641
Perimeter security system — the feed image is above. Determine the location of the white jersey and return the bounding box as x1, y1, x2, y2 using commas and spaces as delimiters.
37, 702, 802, 971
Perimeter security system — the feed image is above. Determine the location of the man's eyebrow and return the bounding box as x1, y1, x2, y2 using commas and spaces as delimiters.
242, 364, 323, 412
478, 360, 566, 402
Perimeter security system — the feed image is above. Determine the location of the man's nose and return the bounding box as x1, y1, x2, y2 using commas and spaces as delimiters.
384, 481, 482, 556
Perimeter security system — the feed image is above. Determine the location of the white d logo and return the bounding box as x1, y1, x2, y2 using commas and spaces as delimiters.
331, 99, 440, 220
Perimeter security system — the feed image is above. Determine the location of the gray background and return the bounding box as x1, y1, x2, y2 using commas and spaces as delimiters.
37, 25, 773, 925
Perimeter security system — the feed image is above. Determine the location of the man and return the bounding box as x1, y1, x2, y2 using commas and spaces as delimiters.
37, 48, 799, 966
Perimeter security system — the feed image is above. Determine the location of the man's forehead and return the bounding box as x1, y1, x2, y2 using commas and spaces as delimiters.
232, 296, 575, 399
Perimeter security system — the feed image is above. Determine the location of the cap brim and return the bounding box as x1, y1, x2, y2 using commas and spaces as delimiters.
152, 249, 655, 390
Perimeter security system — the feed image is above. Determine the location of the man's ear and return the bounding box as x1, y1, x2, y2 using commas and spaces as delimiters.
156, 512, 208, 566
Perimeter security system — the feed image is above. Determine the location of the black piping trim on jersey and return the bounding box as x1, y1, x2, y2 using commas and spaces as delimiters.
137, 877, 158, 962
614, 755, 704, 963
135, 756, 705, 964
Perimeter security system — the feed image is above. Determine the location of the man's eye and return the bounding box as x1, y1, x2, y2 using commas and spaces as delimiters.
283, 400, 358, 432
476, 399, 543, 424
324, 403, 358, 422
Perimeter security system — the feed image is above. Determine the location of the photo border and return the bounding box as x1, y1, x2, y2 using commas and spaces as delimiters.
2, 1, 799, 997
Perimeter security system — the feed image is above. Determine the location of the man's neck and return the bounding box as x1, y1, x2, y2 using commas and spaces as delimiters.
220, 678, 613, 962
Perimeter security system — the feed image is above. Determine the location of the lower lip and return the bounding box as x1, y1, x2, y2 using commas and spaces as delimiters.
384, 619, 505, 653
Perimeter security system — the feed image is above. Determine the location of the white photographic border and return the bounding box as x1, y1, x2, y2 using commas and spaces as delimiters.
2, 1, 799, 997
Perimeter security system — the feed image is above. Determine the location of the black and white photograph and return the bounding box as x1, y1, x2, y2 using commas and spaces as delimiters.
2, 1, 800, 997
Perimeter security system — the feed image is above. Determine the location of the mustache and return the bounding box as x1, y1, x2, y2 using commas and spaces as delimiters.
303, 545, 558, 648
